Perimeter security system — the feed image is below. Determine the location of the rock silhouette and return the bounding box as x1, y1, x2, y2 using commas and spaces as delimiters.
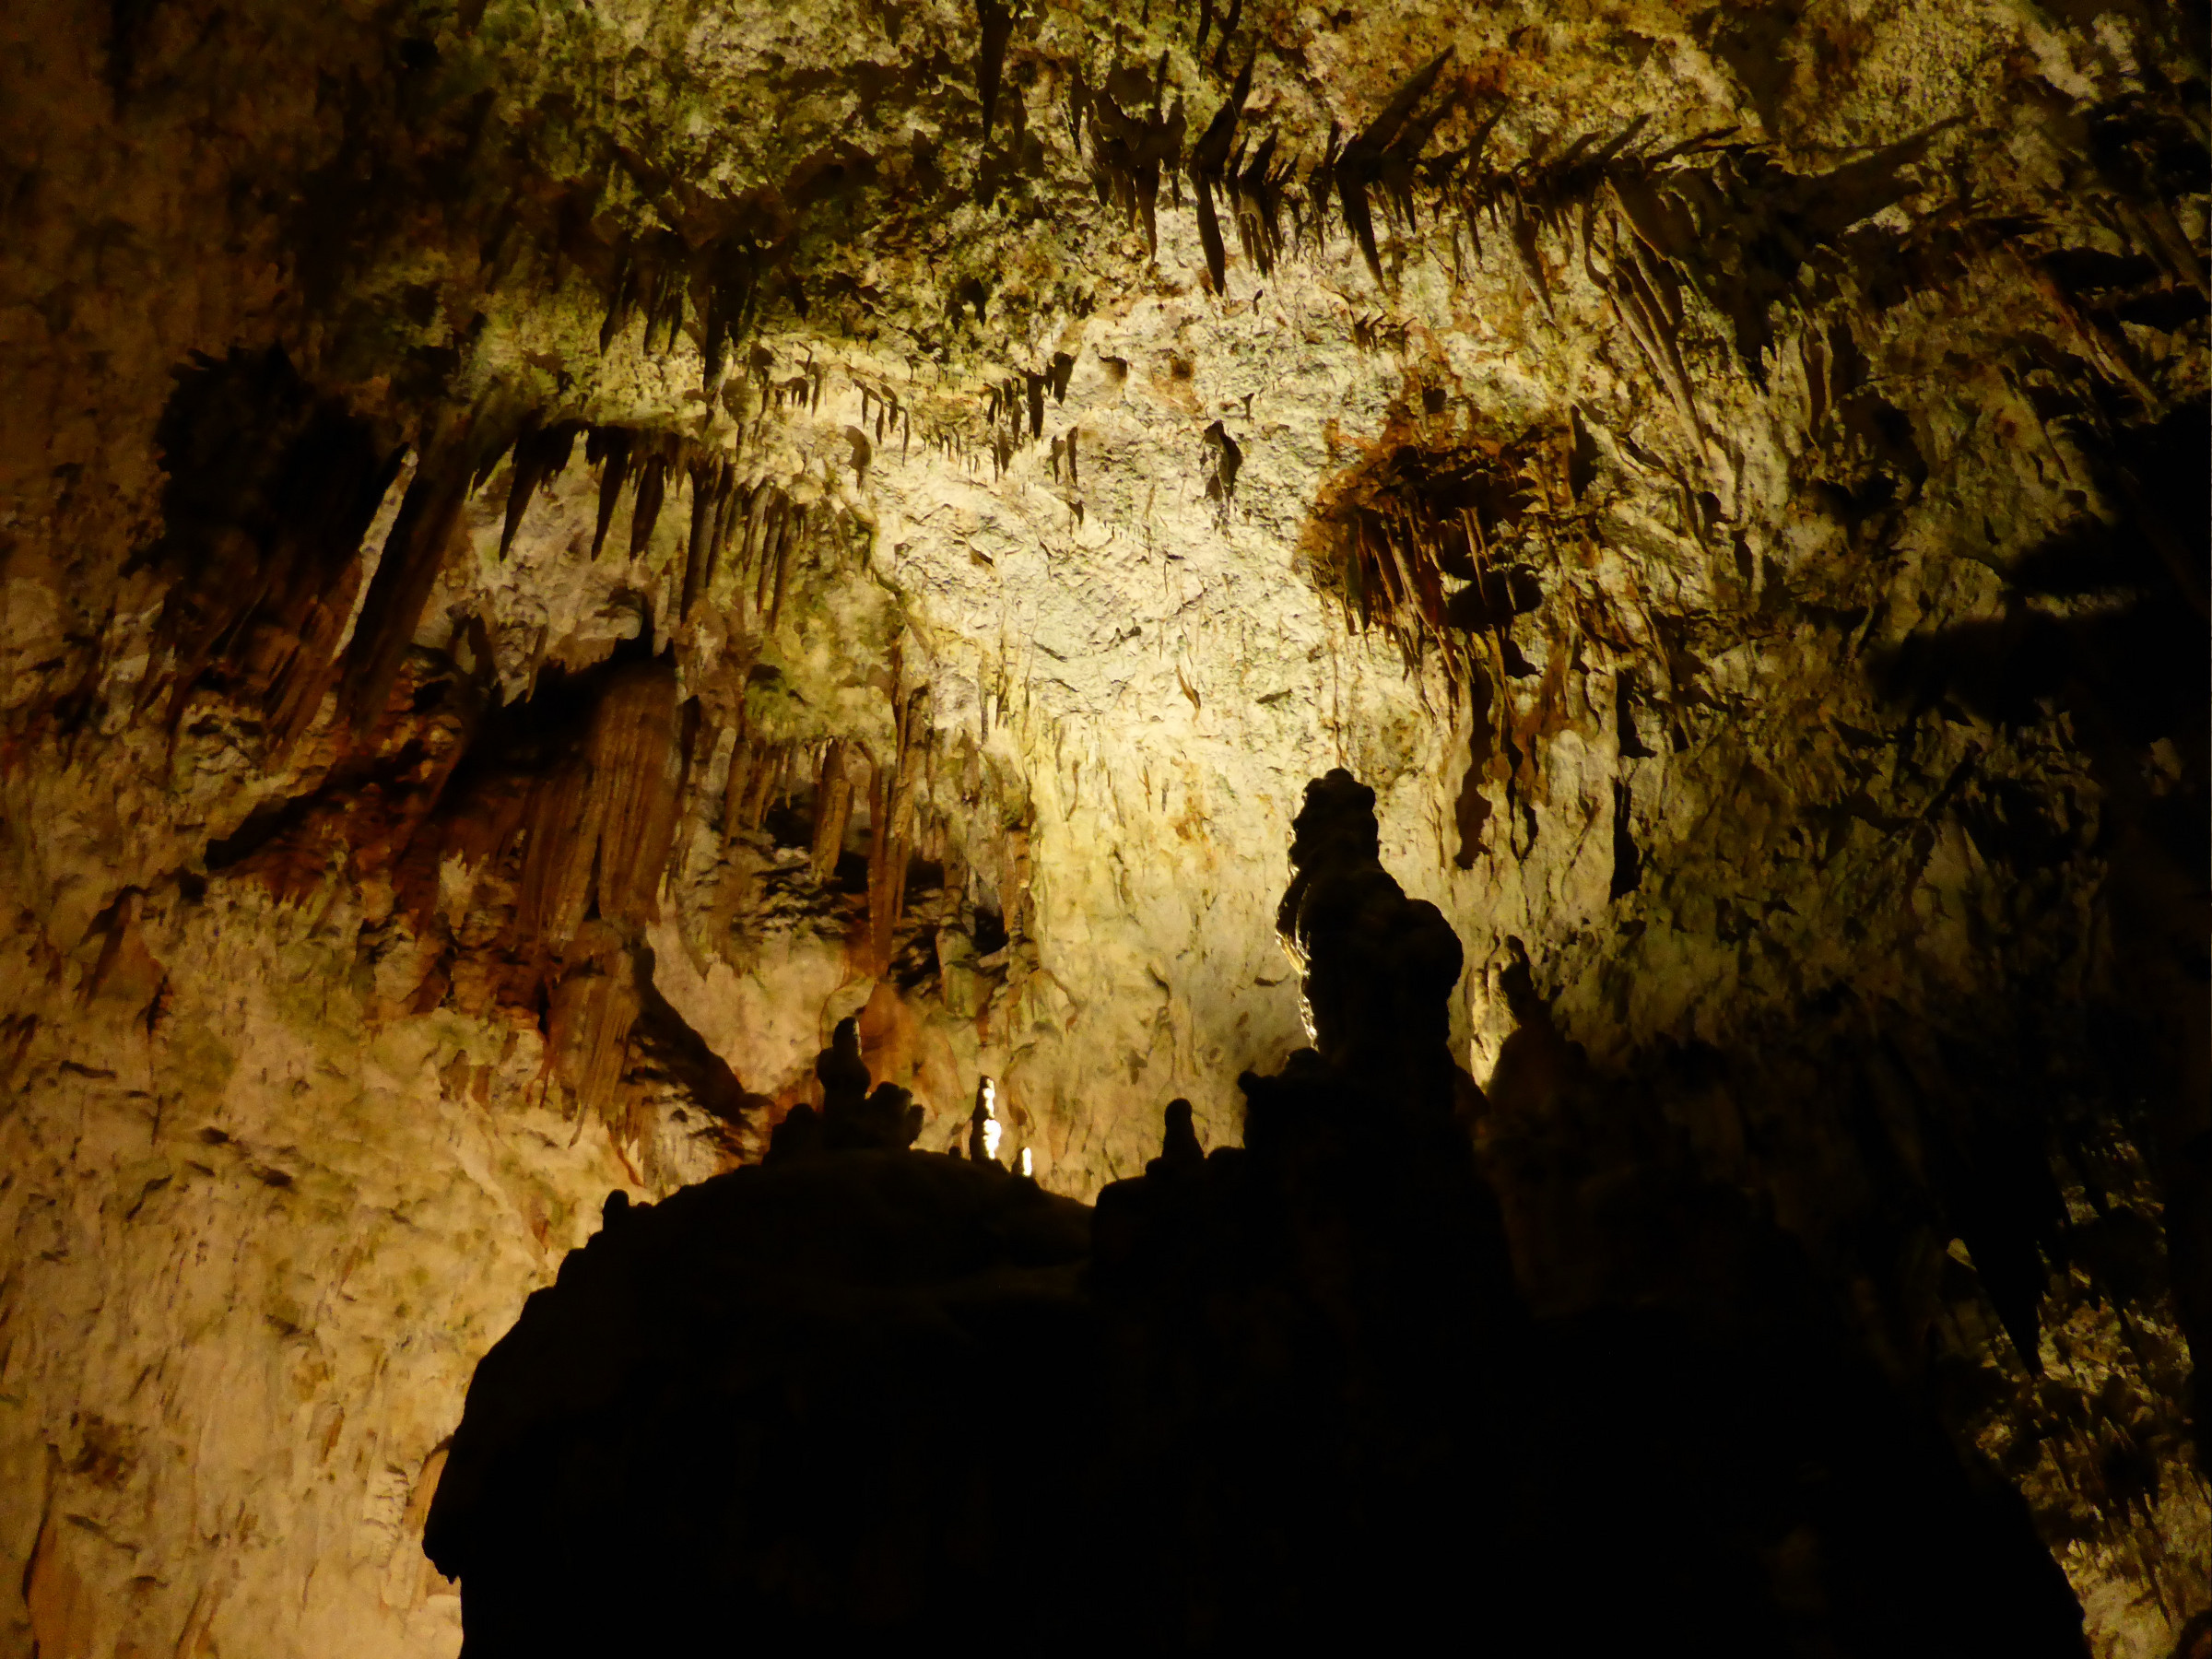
422, 773, 2085, 1655
1276, 767, 1466, 1099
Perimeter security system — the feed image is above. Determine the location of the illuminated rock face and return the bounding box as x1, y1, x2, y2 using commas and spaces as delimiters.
0, 0, 2203, 1652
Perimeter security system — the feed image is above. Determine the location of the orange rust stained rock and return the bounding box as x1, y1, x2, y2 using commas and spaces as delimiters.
516, 758, 604, 948
516, 657, 682, 947
546, 947, 641, 1124
590, 661, 684, 927
24, 1503, 97, 1659
1302, 389, 1558, 688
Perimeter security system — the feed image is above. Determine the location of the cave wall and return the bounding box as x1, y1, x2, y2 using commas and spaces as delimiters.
0, 0, 2206, 1653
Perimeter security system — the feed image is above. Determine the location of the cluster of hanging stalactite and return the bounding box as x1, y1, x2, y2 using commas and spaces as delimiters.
130, 342, 1024, 1157
477, 153, 777, 394
714, 676, 946, 977
141, 346, 852, 771
394, 26, 1885, 479
303, 0, 2205, 534
347, 648, 975, 1145
499, 416, 832, 632
1298, 94, 2199, 691
979, 351, 1078, 477
1309, 424, 1557, 688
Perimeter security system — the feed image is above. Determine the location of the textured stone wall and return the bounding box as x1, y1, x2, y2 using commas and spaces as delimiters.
0, 0, 2204, 1653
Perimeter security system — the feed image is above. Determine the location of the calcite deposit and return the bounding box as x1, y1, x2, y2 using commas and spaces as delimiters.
0, 0, 2204, 1652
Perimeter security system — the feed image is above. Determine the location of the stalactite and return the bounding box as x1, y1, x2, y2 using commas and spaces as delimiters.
1318, 52, 1460, 289
699, 237, 761, 391
591, 662, 685, 927
1600, 215, 1707, 454
1230, 130, 1291, 276
752, 493, 786, 618
767, 742, 796, 827
863, 682, 931, 974
588, 427, 635, 559
729, 483, 766, 627
682, 457, 734, 618
767, 501, 801, 629
258, 570, 364, 756
707, 467, 745, 593
976, 0, 1015, 146
629, 440, 674, 562
642, 255, 685, 355
544, 949, 641, 1124
1190, 53, 1253, 293
810, 740, 854, 884
340, 415, 510, 734
1309, 409, 1559, 688
516, 657, 682, 947
718, 735, 754, 849
1086, 63, 1186, 257
600, 243, 641, 354
1303, 122, 1344, 252
719, 733, 794, 842
516, 757, 604, 948
499, 419, 584, 559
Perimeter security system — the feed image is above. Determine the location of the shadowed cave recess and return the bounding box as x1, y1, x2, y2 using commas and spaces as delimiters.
0, 0, 2205, 1652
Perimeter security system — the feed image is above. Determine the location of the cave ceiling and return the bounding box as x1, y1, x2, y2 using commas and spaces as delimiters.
0, 0, 2206, 1652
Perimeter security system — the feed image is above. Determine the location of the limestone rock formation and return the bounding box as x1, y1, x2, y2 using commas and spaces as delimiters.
0, 0, 2204, 1651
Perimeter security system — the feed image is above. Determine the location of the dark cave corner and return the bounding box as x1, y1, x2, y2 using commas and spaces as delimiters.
423, 769, 2093, 1656
1872, 396, 2211, 1473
